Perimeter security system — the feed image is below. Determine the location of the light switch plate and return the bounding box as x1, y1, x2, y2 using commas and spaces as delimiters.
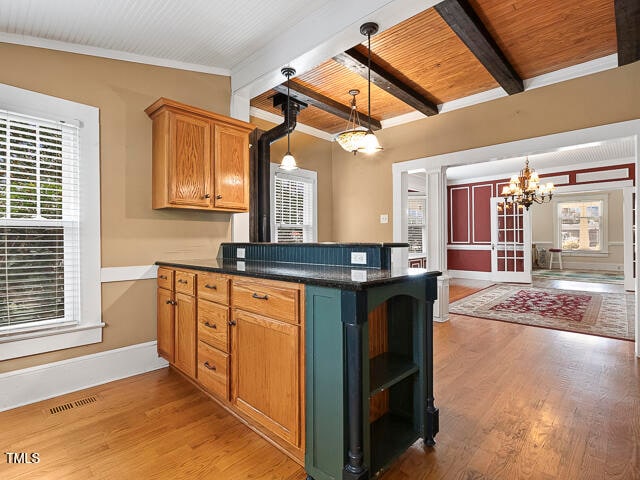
351, 252, 367, 265
380, 214, 389, 224
237, 248, 246, 259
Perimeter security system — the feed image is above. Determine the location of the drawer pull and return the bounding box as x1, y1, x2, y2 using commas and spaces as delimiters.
159, 274, 167, 280
204, 284, 217, 290
204, 321, 217, 329
177, 279, 188, 284
204, 361, 216, 371
252, 292, 269, 300
166, 299, 176, 305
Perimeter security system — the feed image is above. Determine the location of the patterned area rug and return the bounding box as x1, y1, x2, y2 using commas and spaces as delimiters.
532, 269, 624, 285
450, 284, 635, 340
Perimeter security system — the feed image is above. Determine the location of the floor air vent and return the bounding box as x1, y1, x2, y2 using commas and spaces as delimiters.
49, 396, 97, 415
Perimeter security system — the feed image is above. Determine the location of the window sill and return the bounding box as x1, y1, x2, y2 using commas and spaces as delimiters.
0, 323, 105, 361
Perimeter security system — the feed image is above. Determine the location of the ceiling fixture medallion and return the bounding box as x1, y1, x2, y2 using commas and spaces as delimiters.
357, 22, 383, 154
335, 89, 368, 154
280, 66, 298, 171
500, 157, 555, 210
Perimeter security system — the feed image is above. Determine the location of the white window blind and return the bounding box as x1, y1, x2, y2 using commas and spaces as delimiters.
0, 109, 80, 334
272, 168, 317, 243
408, 196, 426, 254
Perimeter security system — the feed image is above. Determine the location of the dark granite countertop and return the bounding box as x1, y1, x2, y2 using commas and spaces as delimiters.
156, 258, 440, 291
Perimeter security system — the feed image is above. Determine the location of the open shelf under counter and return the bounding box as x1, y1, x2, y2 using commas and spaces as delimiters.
369, 352, 419, 397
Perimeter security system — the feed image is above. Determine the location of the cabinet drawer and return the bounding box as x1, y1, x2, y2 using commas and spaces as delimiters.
157, 267, 174, 290
232, 280, 299, 324
175, 271, 196, 295
198, 341, 229, 400
197, 273, 229, 304
198, 299, 229, 352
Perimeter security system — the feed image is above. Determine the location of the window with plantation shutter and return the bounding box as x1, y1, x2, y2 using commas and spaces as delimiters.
407, 196, 426, 254
270, 164, 317, 243
0, 83, 101, 361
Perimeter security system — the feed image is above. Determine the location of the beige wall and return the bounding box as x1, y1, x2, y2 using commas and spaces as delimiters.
0, 43, 232, 372
331, 61, 640, 242
531, 189, 625, 269
251, 117, 334, 241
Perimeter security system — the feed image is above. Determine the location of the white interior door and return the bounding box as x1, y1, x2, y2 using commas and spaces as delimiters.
490, 197, 532, 283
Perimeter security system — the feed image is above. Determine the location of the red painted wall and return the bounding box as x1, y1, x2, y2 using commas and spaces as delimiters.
447, 249, 491, 272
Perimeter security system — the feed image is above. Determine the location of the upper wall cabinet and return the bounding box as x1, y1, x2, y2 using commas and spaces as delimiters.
145, 98, 254, 212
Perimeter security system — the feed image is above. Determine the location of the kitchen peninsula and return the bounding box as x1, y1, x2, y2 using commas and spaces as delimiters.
156, 242, 440, 480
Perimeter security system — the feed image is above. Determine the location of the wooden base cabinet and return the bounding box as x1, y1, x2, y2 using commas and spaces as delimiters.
174, 292, 196, 378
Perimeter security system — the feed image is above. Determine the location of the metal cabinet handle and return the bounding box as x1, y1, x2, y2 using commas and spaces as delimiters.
204, 284, 217, 290
166, 299, 176, 305
177, 279, 188, 284
228, 319, 237, 326
159, 275, 167, 280
204, 193, 211, 199
204, 321, 217, 329
204, 361, 216, 371
252, 293, 269, 300
215, 194, 223, 199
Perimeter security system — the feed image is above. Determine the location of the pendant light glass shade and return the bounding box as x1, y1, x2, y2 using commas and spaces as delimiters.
280, 152, 297, 171
280, 66, 298, 171
357, 129, 383, 154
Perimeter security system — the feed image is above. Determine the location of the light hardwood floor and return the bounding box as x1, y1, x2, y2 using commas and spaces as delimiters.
1, 317, 638, 479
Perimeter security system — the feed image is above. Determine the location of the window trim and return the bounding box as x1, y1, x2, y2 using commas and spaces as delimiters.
553, 193, 609, 256
407, 194, 427, 256
0, 83, 102, 360
269, 163, 318, 243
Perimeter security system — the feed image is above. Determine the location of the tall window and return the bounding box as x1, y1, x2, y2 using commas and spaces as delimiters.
556, 197, 607, 252
407, 196, 426, 254
0, 83, 100, 360
270, 164, 317, 243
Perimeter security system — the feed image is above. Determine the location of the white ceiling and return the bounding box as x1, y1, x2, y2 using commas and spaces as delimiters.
0, 0, 331, 72
446, 137, 636, 182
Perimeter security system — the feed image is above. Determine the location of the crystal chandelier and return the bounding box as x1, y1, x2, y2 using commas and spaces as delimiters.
500, 158, 555, 210
335, 89, 367, 154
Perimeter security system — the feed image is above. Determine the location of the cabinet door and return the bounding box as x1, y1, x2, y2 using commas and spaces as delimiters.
174, 292, 197, 378
231, 309, 300, 446
169, 112, 212, 207
214, 123, 249, 210
157, 287, 175, 362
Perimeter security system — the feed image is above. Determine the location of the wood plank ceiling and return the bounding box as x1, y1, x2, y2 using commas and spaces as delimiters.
250, 0, 632, 136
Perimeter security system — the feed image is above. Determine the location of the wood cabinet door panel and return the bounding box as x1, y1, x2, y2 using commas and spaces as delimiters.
197, 299, 229, 352
231, 310, 300, 446
169, 113, 211, 207
174, 292, 196, 378
157, 287, 174, 362
214, 124, 249, 210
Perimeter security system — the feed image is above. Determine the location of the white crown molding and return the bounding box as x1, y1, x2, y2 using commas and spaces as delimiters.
0, 341, 168, 412
381, 110, 427, 129
523, 54, 618, 90
101, 265, 158, 283
0, 32, 230, 76
250, 107, 333, 141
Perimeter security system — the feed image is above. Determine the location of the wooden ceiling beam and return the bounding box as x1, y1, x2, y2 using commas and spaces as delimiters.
614, 0, 640, 66
333, 47, 439, 116
273, 80, 382, 131
435, 0, 523, 95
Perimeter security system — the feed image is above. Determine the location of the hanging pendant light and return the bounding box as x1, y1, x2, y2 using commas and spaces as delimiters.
357, 22, 383, 154
500, 157, 555, 210
280, 66, 298, 171
335, 89, 368, 154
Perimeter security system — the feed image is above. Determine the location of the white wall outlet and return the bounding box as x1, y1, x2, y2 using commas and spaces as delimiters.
237, 248, 246, 259
380, 214, 389, 224
351, 252, 367, 265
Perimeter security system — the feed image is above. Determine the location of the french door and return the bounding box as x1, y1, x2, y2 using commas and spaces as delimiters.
490, 197, 531, 283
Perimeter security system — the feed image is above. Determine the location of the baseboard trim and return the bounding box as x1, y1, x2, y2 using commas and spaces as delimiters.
555, 262, 624, 272
0, 341, 169, 412
448, 270, 493, 281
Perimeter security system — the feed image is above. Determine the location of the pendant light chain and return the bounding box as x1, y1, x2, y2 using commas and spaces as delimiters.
280, 66, 298, 170
367, 30, 372, 131
286, 71, 291, 153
